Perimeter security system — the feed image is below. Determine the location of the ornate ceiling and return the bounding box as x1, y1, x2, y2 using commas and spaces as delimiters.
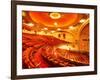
29, 12, 82, 28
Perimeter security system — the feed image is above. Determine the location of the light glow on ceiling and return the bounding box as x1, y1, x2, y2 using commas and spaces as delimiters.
57, 28, 62, 31
79, 19, 86, 23
69, 26, 74, 29
51, 30, 55, 33
54, 22, 58, 26
23, 23, 34, 27
27, 23, 34, 27
44, 28, 48, 30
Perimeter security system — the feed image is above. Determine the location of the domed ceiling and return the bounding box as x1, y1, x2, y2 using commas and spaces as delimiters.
29, 12, 82, 28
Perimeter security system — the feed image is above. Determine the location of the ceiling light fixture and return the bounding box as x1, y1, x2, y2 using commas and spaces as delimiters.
50, 12, 61, 19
